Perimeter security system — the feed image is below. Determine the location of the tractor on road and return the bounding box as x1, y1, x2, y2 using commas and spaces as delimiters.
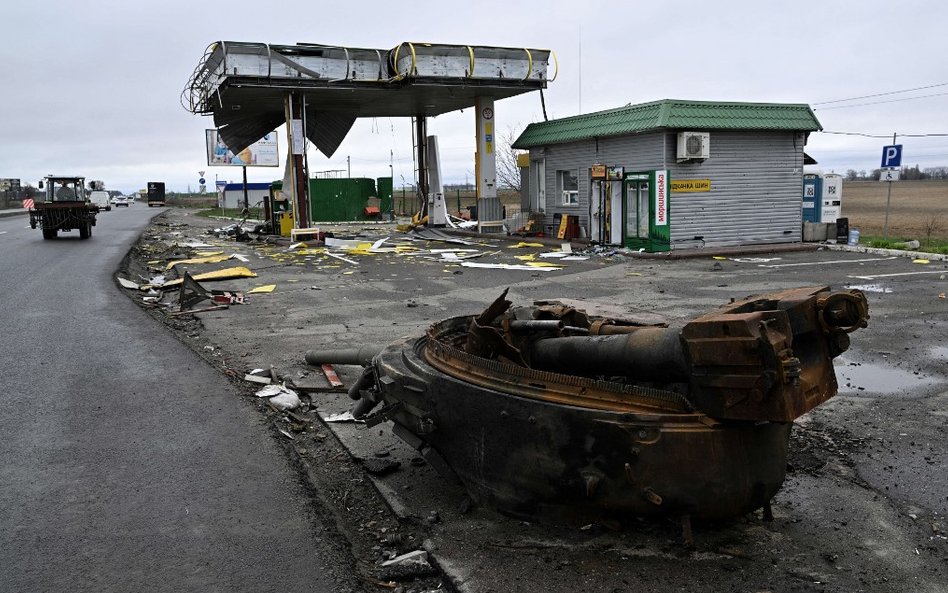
29, 175, 98, 240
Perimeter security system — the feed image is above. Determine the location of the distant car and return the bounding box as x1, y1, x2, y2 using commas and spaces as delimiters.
126, 195, 135, 204
89, 190, 111, 211
112, 196, 130, 207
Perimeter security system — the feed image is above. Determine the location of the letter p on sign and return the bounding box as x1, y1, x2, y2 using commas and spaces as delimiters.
881, 144, 903, 168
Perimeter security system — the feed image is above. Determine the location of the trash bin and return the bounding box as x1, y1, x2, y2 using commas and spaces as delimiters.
835, 217, 849, 243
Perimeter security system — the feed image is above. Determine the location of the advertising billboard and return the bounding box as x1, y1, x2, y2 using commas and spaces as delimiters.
206, 130, 279, 167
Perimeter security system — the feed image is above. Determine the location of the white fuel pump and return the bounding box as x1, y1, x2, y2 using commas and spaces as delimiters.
426, 135, 450, 227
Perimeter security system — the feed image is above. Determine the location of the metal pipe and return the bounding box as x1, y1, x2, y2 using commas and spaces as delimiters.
304, 344, 384, 367
529, 328, 688, 382
509, 320, 563, 332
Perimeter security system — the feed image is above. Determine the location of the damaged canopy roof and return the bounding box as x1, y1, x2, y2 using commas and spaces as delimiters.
182, 40, 555, 156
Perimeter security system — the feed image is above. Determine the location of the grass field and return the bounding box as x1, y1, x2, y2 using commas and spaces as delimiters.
842, 179, 947, 242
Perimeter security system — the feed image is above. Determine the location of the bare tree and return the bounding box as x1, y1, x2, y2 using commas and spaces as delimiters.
496, 126, 525, 193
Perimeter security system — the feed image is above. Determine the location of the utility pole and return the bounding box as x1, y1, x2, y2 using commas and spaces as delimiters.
883, 132, 896, 240
347, 155, 351, 178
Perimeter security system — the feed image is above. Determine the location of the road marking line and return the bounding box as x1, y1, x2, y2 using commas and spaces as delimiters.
759, 257, 898, 268
849, 271, 947, 280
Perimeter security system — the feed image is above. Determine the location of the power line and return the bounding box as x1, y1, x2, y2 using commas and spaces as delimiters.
812, 82, 948, 106
821, 131, 948, 138
813, 91, 948, 111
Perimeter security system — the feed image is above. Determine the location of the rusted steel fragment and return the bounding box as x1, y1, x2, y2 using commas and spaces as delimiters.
351, 286, 869, 523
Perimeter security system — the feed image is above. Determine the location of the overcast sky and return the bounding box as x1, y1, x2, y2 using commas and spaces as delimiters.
3, 0, 947, 193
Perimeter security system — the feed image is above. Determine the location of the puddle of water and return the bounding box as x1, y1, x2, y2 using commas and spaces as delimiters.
833, 357, 939, 394
845, 283, 892, 294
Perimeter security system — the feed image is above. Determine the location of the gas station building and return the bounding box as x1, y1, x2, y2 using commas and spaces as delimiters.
513, 99, 822, 251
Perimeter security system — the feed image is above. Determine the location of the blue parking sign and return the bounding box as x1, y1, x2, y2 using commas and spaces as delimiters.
881, 144, 903, 168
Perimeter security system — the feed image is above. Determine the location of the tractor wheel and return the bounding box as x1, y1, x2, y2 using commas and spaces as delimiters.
42, 228, 57, 240
79, 223, 91, 239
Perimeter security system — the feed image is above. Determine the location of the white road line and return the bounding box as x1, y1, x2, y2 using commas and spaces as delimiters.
849, 270, 947, 280
759, 257, 898, 268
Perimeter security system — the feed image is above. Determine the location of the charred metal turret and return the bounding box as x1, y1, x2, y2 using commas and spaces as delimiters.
336, 287, 869, 524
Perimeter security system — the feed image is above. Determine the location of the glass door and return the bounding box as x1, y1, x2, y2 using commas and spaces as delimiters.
625, 179, 649, 239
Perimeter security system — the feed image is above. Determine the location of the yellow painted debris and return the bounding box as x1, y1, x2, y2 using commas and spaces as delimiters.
712, 256, 728, 260
166, 254, 233, 269
161, 266, 257, 288
248, 284, 276, 294
194, 251, 225, 257
515, 254, 537, 261
526, 261, 561, 268
913, 259, 930, 264
511, 242, 545, 249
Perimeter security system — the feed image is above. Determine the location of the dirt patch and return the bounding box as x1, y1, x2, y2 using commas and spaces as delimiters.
842, 179, 948, 239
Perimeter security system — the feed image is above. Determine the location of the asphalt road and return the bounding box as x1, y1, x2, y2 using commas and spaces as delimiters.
0, 208, 349, 592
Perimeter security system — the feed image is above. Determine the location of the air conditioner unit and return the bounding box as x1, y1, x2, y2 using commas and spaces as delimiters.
677, 132, 710, 160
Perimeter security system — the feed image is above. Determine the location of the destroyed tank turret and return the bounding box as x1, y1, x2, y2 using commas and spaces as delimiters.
307, 286, 869, 527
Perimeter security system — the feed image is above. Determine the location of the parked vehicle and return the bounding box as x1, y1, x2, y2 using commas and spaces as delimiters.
29, 175, 97, 240
89, 190, 111, 211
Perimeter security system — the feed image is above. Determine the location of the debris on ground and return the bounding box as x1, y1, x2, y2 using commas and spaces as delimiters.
254, 384, 302, 411
377, 550, 437, 581
324, 411, 362, 423
244, 369, 272, 385
360, 457, 401, 476
248, 284, 277, 294
117, 277, 140, 290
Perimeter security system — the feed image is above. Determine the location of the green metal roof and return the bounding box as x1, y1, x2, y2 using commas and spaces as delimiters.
512, 99, 822, 149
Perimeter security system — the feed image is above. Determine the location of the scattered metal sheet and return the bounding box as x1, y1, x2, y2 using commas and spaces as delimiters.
117, 277, 140, 290
178, 271, 212, 310
325, 252, 359, 265
321, 364, 344, 388
248, 284, 276, 294
244, 373, 272, 385
166, 254, 233, 269
460, 262, 562, 271
412, 228, 477, 245
160, 266, 257, 288
323, 411, 362, 423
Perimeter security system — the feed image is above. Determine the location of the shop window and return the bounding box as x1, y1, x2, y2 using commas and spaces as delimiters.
556, 170, 578, 205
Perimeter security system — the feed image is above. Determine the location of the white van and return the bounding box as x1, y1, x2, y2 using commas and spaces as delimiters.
89, 190, 111, 211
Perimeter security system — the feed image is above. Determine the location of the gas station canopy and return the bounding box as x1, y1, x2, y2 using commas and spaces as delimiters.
182, 41, 555, 156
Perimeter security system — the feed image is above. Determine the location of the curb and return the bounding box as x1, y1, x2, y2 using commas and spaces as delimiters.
0, 209, 29, 219
824, 243, 948, 262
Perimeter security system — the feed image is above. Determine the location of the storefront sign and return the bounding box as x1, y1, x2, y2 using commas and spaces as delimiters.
590, 164, 607, 180
655, 170, 668, 226
606, 166, 624, 180
671, 179, 711, 192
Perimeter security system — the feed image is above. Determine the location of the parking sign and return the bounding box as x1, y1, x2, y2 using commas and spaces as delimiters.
881, 144, 903, 168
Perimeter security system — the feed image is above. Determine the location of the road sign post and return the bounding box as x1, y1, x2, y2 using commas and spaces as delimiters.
881, 134, 900, 239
